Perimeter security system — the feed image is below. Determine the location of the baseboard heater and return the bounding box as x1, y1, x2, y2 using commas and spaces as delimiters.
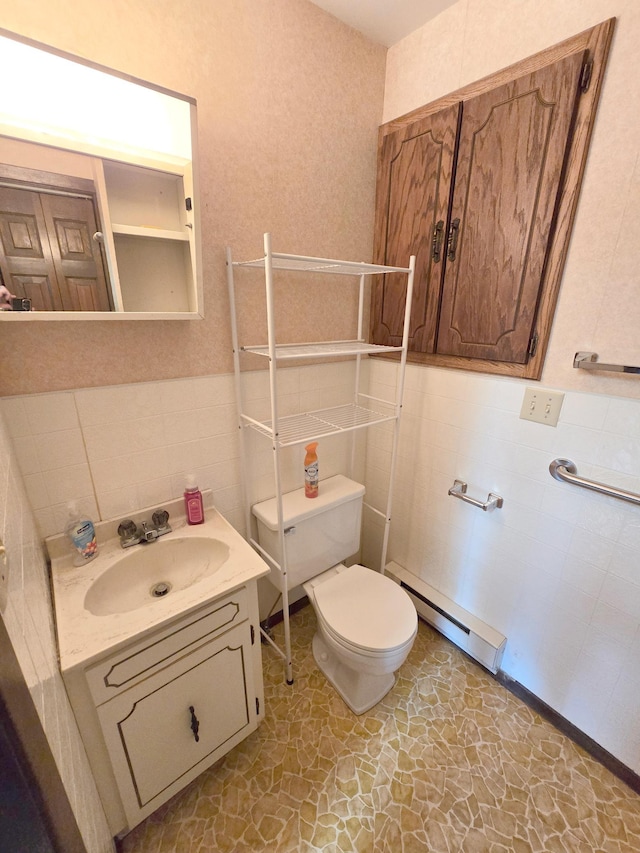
386, 561, 507, 674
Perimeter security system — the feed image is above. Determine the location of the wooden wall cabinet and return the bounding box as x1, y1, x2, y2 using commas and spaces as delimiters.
371, 19, 614, 378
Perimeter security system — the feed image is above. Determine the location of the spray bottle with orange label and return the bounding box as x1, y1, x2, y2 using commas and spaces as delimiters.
304, 442, 319, 498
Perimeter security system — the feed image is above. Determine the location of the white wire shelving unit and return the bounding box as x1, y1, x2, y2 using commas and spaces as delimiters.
226, 232, 415, 684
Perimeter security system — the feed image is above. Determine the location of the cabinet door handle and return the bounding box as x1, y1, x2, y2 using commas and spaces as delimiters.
447, 218, 460, 261
189, 705, 200, 742
432, 220, 444, 262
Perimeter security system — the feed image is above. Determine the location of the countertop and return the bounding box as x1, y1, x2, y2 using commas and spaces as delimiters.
48, 498, 270, 673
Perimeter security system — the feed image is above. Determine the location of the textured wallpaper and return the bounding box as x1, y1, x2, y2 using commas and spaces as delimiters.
0, 0, 386, 396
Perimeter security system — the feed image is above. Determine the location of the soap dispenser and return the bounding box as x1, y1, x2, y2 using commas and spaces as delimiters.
65, 502, 98, 565
184, 476, 204, 525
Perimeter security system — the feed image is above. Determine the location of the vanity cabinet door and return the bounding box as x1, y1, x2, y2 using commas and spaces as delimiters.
97, 621, 255, 826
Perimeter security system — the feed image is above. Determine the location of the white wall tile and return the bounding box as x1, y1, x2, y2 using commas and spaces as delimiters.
561, 392, 611, 430
1, 398, 30, 437
0, 410, 113, 849
6, 356, 640, 781
366, 361, 640, 775
42, 464, 94, 506
22, 393, 79, 433
34, 429, 87, 471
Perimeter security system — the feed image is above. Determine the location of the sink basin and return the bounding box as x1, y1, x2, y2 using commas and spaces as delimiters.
84, 537, 231, 616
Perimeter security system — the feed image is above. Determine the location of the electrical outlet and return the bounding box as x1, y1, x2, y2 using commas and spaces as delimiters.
519, 387, 564, 427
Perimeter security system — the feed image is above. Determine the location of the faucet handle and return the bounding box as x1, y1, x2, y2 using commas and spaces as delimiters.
117, 519, 137, 539
152, 509, 170, 529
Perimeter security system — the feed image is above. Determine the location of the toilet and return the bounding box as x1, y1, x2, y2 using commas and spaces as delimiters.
252, 475, 418, 714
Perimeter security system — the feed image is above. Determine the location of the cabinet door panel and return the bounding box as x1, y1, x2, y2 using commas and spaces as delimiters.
0, 186, 111, 311
0, 186, 62, 310
9, 274, 58, 310
372, 104, 459, 351
436, 51, 585, 362
40, 194, 112, 311
114, 639, 250, 808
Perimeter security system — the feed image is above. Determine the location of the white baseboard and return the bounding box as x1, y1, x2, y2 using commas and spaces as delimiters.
386, 561, 506, 674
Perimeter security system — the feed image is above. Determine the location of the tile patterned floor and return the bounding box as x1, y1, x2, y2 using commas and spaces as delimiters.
122, 605, 640, 852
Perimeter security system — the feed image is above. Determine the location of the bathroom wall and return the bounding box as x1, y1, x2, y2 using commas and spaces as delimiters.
371, 0, 640, 775
0, 417, 114, 851
0, 0, 385, 841
0, 363, 363, 540
365, 363, 640, 774
3, 0, 640, 824
0, 0, 386, 395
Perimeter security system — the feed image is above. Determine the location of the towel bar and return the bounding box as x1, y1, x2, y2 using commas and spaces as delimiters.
574, 352, 640, 375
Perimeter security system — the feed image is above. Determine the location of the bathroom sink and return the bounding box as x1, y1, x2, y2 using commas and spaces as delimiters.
84, 537, 231, 616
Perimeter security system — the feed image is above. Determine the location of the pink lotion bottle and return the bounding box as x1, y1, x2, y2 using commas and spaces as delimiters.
184, 475, 204, 525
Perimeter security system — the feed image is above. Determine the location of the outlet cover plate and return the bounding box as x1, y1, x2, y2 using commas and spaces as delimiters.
519, 387, 564, 427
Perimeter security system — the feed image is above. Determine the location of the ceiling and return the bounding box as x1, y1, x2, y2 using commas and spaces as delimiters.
308, 0, 458, 47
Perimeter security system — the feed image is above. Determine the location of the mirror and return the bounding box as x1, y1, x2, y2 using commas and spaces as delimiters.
0, 29, 202, 320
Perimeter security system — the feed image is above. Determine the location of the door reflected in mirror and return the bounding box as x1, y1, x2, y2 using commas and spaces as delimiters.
0, 29, 201, 319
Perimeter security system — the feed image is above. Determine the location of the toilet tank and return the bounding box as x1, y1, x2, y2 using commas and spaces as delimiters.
252, 475, 365, 591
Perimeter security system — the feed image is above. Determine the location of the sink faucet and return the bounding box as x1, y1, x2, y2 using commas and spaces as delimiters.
117, 509, 171, 548
140, 520, 160, 542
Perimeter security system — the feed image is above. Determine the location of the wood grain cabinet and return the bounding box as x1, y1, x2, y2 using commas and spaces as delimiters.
0, 183, 111, 311
371, 19, 614, 378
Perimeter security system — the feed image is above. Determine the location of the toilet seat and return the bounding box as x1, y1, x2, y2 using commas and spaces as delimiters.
312, 564, 417, 654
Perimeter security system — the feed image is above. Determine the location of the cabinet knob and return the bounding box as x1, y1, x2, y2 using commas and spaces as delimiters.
189, 705, 200, 742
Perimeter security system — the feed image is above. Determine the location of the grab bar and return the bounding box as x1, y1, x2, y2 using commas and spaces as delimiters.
448, 479, 503, 512
574, 352, 640, 375
549, 458, 640, 506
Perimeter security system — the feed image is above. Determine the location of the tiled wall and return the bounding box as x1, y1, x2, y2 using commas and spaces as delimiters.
0, 363, 365, 542
0, 361, 365, 839
3, 357, 640, 780
364, 360, 640, 776
0, 414, 114, 851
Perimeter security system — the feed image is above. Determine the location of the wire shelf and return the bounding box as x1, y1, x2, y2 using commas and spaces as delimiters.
240, 340, 403, 360
242, 403, 396, 446
233, 251, 410, 276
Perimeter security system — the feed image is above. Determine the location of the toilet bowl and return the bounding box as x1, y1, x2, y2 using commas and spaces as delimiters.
252, 475, 418, 714
303, 563, 417, 714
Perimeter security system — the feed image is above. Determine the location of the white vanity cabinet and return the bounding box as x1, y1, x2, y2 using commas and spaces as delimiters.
62, 582, 264, 835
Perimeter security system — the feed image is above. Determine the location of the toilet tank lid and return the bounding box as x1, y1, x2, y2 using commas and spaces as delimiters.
252, 475, 365, 530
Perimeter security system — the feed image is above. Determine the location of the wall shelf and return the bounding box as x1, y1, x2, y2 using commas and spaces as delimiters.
227, 233, 415, 684
233, 252, 410, 276
241, 402, 397, 447
111, 223, 190, 241
240, 340, 403, 360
